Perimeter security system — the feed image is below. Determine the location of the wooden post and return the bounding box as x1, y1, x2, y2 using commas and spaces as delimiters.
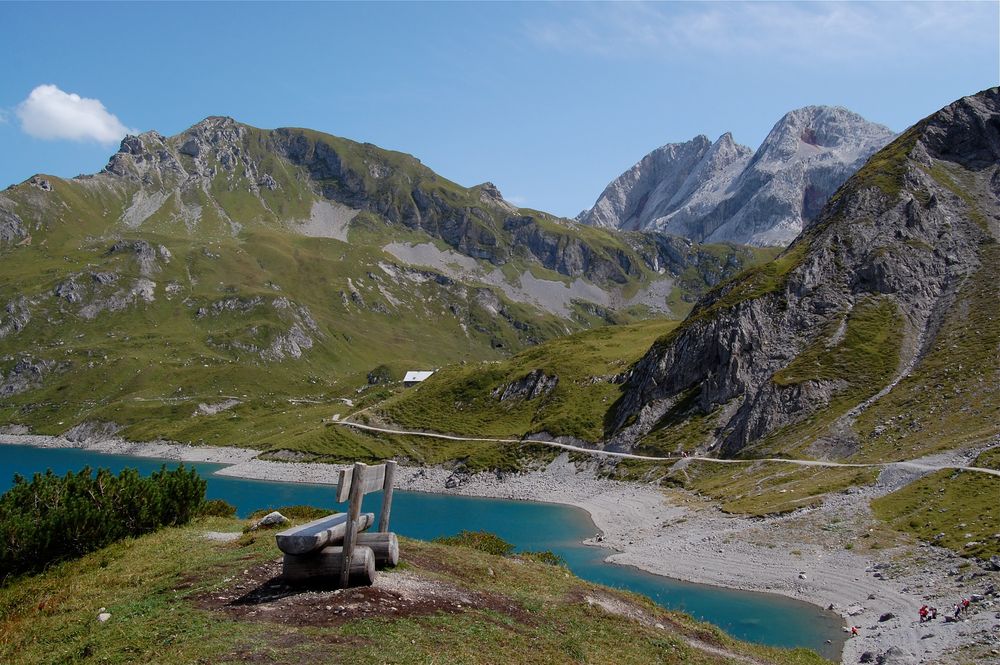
340, 461, 366, 589
379, 460, 397, 533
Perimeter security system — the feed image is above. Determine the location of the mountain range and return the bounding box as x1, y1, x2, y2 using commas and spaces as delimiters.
388, 88, 999, 465
578, 106, 896, 246
1, 89, 996, 473
0, 117, 771, 447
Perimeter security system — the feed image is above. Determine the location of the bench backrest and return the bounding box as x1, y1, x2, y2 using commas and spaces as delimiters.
337, 460, 397, 587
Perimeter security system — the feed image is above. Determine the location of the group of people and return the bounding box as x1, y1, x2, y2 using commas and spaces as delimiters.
951, 597, 971, 618
919, 597, 970, 623
850, 598, 973, 639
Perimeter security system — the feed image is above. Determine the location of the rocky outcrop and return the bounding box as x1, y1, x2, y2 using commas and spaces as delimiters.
73, 278, 157, 320
492, 369, 559, 402
0, 357, 57, 397
108, 239, 170, 276
579, 106, 896, 246
198, 295, 320, 362
0, 298, 31, 340
64, 421, 122, 442
610, 88, 999, 455
0, 208, 26, 247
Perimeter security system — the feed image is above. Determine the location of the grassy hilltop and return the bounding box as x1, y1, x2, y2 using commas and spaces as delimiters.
0, 512, 832, 665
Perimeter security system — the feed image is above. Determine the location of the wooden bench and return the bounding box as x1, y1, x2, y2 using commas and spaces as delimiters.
276, 512, 374, 555
277, 460, 399, 587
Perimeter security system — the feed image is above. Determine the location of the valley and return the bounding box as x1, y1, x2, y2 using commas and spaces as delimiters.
1, 81, 998, 665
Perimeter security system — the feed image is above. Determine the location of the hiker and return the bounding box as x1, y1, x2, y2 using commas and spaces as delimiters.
851, 625, 860, 637
953, 603, 961, 618
919, 605, 928, 622
962, 597, 970, 612
929, 606, 938, 620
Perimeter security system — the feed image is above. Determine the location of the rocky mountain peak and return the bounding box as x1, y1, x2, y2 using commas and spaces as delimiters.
577, 134, 746, 231
475, 182, 518, 214
578, 105, 896, 246
754, 105, 894, 164
702, 132, 753, 170
917, 88, 1000, 169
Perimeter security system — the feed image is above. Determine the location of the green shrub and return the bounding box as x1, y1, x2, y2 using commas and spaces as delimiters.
519, 550, 565, 566
0, 465, 206, 584
367, 364, 394, 385
433, 530, 515, 557
199, 498, 237, 518
247, 505, 333, 521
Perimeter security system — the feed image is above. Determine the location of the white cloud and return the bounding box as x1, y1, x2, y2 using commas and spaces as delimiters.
16, 84, 135, 143
524, 2, 997, 61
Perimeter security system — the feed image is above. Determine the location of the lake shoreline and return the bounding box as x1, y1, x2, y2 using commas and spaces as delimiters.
3, 432, 996, 664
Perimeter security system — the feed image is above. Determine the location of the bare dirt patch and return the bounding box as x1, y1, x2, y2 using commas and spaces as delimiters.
193, 558, 530, 628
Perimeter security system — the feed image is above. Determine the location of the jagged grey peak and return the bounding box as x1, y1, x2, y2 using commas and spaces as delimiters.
609, 88, 999, 456
578, 134, 753, 231
579, 106, 896, 246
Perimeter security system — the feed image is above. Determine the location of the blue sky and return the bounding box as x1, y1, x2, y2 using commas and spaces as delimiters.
1, 2, 997, 217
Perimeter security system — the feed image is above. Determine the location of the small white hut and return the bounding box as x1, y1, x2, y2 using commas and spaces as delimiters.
402, 370, 435, 387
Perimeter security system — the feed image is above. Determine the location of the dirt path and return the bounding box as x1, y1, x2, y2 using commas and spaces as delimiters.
335, 420, 1000, 477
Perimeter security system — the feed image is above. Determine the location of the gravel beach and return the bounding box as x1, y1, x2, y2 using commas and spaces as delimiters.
2, 433, 997, 664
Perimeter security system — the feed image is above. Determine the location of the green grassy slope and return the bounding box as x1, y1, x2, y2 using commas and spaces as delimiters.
0, 515, 831, 665
380, 319, 679, 443
871, 448, 1000, 559
854, 243, 1000, 462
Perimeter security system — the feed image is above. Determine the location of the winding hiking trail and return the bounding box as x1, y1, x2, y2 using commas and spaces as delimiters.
334, 420, 1000, 478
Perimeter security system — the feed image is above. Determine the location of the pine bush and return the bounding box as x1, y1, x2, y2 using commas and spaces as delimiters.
0, 465, 206, 583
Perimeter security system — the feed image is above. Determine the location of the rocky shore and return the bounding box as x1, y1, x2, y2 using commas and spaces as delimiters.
2, 432, 998, 664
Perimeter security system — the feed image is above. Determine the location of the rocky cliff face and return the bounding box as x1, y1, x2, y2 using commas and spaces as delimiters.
609, 88, 999, 458
579, 106, 896, 247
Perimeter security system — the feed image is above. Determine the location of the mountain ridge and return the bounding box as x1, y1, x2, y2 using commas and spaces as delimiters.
610, 88, 999, 462
578, 105, 896, 246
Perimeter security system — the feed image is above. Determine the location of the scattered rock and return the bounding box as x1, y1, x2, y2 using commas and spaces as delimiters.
876, 645, 914, 664
445, 470, 470, 489
250, 511, 289, 530
97, 611, 111, 623
878, 612, 895, 622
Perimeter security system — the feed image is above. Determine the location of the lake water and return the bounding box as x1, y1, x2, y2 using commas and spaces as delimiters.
0, 443, 844, 660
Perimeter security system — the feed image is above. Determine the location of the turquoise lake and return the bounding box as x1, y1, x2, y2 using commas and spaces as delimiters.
0, 443, 844, 660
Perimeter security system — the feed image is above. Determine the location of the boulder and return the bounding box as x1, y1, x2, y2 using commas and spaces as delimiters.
251, 511, 289, 530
